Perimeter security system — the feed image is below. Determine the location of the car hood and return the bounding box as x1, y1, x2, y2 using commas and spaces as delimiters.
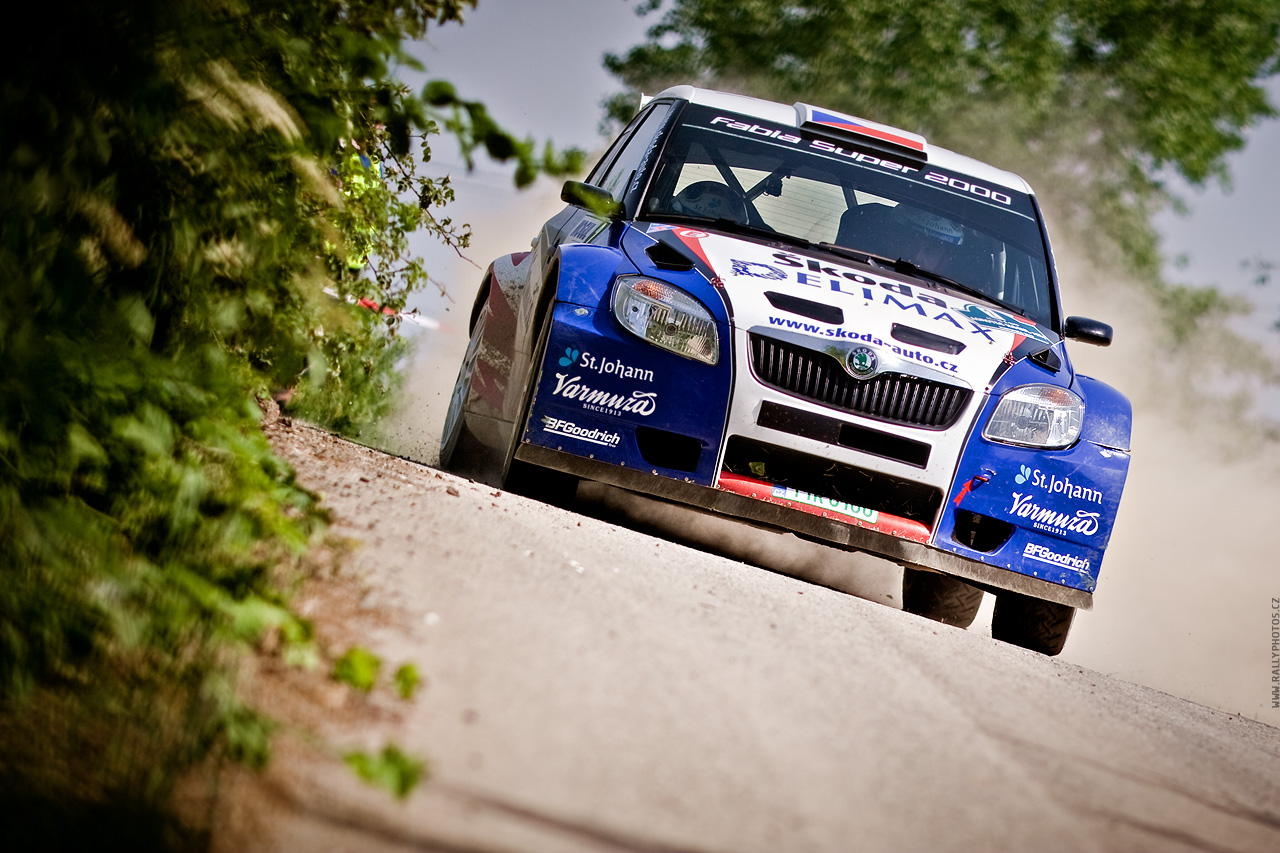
630, 222, 1059, 393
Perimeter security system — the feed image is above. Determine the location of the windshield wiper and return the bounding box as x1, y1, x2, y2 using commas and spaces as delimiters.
817, 242, 886, 267
645, 212, 815, 252
886, 258, 1029, 317
650, 213, 882, 269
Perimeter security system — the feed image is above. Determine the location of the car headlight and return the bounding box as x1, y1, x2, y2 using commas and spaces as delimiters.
612, 275, 719, 365
982, 384, 1083, 449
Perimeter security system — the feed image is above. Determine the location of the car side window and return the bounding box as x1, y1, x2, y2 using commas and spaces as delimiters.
596, 103, 675, 204
586, 116, 642, 187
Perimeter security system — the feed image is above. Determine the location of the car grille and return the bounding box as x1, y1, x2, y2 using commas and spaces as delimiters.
748, 333, 972, 430
722, 436, 943, 527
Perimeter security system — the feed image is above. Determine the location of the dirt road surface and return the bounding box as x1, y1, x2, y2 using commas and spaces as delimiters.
213, 414, 1280, 852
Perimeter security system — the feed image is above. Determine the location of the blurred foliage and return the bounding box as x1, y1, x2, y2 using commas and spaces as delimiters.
423, 80, 589, 186
393, 662, 422, 699
605, 0, 1280, 288
344, 744, 426, 799
332, 645, 383, 693
288, 306, 414, 436
1244, 256, 1276, 287
1159, 284, 1252, 343
0, 0, 579, 835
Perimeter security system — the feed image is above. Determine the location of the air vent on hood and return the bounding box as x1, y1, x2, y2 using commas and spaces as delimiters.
891, 323, 965, 355
645, 240, 696, 271
765, 292, 844, 326
1029, 346, 1062, 373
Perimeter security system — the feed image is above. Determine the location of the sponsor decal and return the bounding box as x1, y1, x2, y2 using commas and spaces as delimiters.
710, 116, 803, 145
542, 416, 622, 448
567, 217, 605, 242
809, 139, 927, 176
647, 223, 710, 240
846, 346, 878, 379
765, 316, 960, 372
704, 114, 1016, 205
923, 171, 1013, 205
708, 115, 925, 178
1014, 465, 1104, 504
731, 259, 788, 280
1009, 492, 1101, 537
740, 253, 1050, 345
551, 373, 658, 417
557, 348, 654, 382
1022, 542, 1091, 574
771, 486, 878, 523
957, 303, 1050, 344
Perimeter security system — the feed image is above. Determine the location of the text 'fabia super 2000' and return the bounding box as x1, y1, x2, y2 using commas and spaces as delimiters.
442, 86, 1130, 656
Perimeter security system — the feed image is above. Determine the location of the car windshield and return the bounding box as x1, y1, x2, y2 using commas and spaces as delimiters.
641, 104, 1055, 327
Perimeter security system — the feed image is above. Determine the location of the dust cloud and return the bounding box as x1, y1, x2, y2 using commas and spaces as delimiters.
1046, 234, 1280, 728
369, 177, 571, 463
371, 186, 1280, 729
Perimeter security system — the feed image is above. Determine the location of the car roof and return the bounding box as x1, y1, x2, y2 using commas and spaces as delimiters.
649, 85, 1034, 195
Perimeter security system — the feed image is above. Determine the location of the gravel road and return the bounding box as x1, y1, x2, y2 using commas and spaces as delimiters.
212, 413, 1280, 853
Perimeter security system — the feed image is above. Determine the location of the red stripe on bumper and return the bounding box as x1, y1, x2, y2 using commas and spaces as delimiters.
717, 472, 932, 543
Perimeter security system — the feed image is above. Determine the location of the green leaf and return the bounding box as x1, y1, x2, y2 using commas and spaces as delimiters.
422, 79, 459, 106
332, 646, 381, 693
343, 745, 426, 799
393, 663, 421, 700
223, 705, 278, 771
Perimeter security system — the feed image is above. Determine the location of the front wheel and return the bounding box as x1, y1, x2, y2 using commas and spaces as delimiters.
498, 274, 578, 508
439, 309, 496, 480
990, 592, 1075, 656
901, 568, 984, 628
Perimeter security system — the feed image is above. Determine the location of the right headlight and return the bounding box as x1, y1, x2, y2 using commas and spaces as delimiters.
982, 384, 1083, 449
612, 275, 720, 365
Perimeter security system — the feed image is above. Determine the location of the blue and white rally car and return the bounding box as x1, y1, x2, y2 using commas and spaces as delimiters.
441, 86, 1130, 655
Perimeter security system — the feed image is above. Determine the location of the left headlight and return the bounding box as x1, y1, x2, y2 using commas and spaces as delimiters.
982, 384, 1083, 449
612, 275, 720, 365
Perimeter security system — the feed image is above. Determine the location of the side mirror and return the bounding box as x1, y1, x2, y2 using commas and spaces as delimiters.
561, 180, 624, 220
1065, 316, 1113, 347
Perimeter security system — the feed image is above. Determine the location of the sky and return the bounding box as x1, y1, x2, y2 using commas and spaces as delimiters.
401, 0, 647, 325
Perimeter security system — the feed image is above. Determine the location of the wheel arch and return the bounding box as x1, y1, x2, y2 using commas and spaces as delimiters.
1075, 375, 1132, 452
467, 266, 493, 335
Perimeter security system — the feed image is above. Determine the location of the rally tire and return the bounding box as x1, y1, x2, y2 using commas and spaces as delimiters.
439, 307, 497, 481
503, 460, 580, 508
500, 268, 579, 508
901, 568, 984, 628
439, 419, 492, 481
991, 592, 1075, 656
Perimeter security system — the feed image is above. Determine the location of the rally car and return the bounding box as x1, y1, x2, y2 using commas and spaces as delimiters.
440, 86, 1131, 655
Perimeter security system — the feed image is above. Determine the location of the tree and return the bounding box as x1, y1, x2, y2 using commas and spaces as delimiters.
605, 0, 1280, 284
0, 0, 578, 826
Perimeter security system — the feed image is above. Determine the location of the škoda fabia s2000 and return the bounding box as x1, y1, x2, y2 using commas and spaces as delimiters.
441, 86, 1130, 655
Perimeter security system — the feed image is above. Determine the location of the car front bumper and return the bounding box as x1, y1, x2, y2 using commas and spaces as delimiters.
520, 300, 1125, 609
